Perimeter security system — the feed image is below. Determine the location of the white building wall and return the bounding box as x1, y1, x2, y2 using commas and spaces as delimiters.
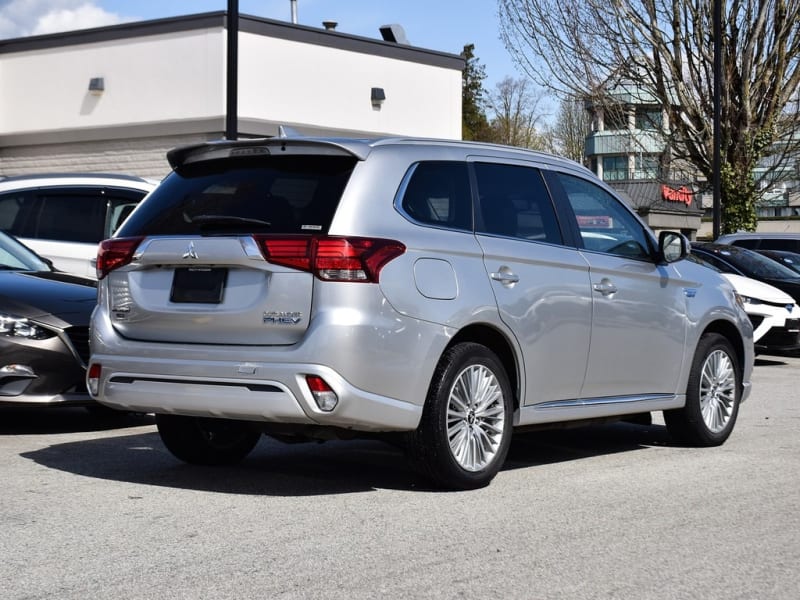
238, 33, 461, 138
0, 30, 225, 134
0, 13, 463, 176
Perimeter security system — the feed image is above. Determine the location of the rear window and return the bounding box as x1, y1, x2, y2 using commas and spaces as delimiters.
117, 156, 357, 236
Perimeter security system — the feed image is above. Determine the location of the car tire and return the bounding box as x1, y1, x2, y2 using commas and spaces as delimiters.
408, 343, 513, 490
664, 333, 741, 446
156, 414, 261, 465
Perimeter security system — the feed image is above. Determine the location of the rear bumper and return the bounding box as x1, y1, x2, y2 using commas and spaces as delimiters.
90, 357, 422, 431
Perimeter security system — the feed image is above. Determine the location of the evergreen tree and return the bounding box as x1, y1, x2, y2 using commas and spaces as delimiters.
461, 44, 491, 141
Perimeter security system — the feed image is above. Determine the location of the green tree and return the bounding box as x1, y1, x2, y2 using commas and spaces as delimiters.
461, 43, 492, 141
498, 0, 800, 233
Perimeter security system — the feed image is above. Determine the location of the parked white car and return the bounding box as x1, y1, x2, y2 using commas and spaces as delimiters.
0, 174, 156, 278
687, 252, 800, 353
721, 273, 800, 353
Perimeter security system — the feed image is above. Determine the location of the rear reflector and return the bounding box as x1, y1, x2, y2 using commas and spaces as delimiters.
255, 235, 405, 282
87, 363, 101, 396
306, 375, 338, 411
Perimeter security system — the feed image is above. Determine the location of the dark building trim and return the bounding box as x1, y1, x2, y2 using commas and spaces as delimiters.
238, 15, 464, 70
0, 11, 464, 71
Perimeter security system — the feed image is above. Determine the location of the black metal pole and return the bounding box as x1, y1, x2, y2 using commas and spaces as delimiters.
225, 0, 239, 140
712, 0, 722, 238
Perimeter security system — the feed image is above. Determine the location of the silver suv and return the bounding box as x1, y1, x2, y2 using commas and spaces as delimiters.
87, 137, 754, 489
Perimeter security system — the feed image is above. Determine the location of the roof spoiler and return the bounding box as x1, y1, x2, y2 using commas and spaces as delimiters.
167, 136, 370, 170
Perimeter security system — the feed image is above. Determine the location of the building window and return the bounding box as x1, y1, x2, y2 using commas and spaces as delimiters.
634, 155, 660, 180
635, 107, 662, 130
603, 156, 629, 181
604, 108, 629, 131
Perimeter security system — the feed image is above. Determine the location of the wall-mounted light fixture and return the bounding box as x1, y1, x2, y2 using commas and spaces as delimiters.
371, 87, 386, 108
88, 77, 105, 95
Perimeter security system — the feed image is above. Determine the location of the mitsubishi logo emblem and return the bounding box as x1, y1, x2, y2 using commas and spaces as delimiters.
182, 241, 199, 260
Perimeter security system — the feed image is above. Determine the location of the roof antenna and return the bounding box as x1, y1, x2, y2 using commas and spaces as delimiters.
278, 125, 301, 138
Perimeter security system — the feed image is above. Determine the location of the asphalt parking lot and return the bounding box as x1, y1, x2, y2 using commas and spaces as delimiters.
2, 355, 798, 600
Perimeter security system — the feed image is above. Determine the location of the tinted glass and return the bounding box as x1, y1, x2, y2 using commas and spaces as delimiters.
703, 245, 800, 280
758, 239, 800, 252
557, 173, 651, 259
400, 162, 472, 230
474, 162, 562, 244
0, 191, 33, 234
118, 156, 356, 236
36, 193, 105, 243
104, 190, 149, 237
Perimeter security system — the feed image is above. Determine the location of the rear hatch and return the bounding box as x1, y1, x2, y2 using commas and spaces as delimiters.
104, 144, 360, 345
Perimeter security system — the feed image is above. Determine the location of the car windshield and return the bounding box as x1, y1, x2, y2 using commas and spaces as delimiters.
685, 252, 721, 272
759, 250, 800, 275
712, 244, 800, 280
0, 231, 51, 271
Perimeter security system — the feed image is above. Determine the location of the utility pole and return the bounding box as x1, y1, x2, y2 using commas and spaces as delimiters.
225, 0, 239, 140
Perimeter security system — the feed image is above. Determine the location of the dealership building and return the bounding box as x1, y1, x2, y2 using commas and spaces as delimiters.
0, 11, 464, 180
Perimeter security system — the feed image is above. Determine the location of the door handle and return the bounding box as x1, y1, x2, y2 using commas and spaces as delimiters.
490, 271, 520, 285
593, 279, 618, 296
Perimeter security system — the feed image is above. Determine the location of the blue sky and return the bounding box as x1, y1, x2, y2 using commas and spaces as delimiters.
0, 0, 522, 90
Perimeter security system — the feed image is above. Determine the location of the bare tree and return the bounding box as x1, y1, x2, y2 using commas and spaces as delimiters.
498, 0, 800, 233
552, 96, 591, 163
487, 76, 553, 151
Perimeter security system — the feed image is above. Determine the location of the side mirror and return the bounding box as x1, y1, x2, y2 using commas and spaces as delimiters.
658, 231, 689, 264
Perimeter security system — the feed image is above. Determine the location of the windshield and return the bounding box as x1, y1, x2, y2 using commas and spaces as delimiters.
685, 252, 721, 272
713, 245, 800, 280
0, 231, 51, 271
117, 155, 357, 237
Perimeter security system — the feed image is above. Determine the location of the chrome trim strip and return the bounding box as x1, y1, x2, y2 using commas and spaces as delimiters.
534, 393, 675, 411
516, 393, 684, 426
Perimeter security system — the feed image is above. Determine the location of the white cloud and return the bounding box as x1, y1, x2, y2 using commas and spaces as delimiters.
0, 0, 130, 39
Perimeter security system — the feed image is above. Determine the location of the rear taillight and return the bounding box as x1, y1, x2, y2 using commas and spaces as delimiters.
254, 236, 405, 283
96, 237, 144, 279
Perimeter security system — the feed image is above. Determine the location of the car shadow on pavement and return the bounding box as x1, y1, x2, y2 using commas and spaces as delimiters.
0, 405, 155, 434
505, 421, 672, 471
754, 355, 796, 367
18, 420, 672, 495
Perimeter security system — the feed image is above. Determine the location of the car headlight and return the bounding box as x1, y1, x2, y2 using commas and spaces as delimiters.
737, 295, 761, 306
0, 315, 56, 340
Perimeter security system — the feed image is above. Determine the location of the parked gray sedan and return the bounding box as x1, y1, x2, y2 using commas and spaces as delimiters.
87, 136, 754, 489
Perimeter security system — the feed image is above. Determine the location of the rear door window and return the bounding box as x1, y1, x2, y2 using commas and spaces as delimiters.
473, 162, 562, 244
119, 156, 357, 236
35, 191, 106, 243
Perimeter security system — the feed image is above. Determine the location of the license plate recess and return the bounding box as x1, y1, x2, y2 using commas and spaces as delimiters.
170, 267, 227, 303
